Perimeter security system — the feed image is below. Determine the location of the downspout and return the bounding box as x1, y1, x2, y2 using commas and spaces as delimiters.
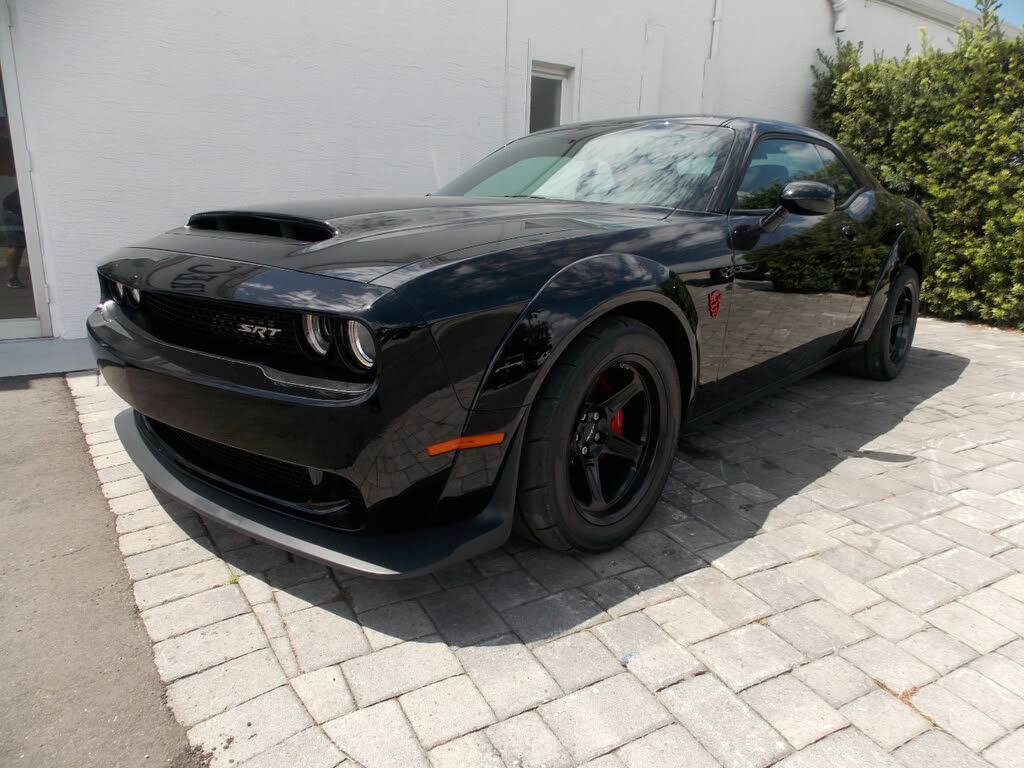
830, 0, 848, 33
700, 0, 723, 113
709, 0, 723, 59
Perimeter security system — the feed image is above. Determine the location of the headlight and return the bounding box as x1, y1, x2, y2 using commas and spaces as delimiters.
346, 320, 376, 369
302, 313, 333, 357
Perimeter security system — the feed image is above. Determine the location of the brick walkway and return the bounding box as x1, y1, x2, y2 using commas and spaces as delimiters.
69, 317, 1024, 768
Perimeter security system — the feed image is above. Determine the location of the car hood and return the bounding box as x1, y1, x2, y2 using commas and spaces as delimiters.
129, 196, 672, 284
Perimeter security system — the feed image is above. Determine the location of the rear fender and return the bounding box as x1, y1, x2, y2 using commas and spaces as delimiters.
853, 229, 922, 344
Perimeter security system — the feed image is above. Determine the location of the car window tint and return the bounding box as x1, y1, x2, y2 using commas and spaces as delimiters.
734, 138, 828, 210
816, 145, 859, 203
466, 157, 573, 198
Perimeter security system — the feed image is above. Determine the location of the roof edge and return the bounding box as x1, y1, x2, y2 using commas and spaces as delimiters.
870, 0, 1021, 35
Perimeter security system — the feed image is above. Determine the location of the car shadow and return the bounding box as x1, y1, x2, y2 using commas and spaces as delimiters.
176, 344, 969, 652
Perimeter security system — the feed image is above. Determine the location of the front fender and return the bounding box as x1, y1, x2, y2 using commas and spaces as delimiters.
471, 253, 699, 414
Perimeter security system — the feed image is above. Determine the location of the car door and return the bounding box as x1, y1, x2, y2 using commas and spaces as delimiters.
715, 136, 857, 403
814, 143, 882, 326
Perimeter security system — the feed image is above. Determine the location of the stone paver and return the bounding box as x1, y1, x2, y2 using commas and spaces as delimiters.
792, 654, 875, 707
617, 724, 719, 768
911, 682, 1005, 751
186, 686, 312, 767
456, 634, 561, 719
487, 710, 573, 768
323, 699, 428, 768
692, 623, 805, 691
767, 600, 871, 658
840, 636, 939, 692
290, 665, 356, 724
400, 674, 496, 749
539, 673, 672, 763
660, 674, 790, 768
840, 688, 930, 750
739, 674, 847, 749
166, 648, 286, 727
533, 631, 623, 693
342, 636, 460, 706
67, 318, 1024, 765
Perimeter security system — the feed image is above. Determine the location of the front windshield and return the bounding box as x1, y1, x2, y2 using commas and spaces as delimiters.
437, 122, 734, 211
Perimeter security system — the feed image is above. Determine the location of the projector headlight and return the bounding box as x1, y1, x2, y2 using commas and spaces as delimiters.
302, 313, 333, 357
346, 320, 376, 369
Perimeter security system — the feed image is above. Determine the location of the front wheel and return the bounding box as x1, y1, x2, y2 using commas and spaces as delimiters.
845, 266, 920, 380
516, 317, 682, 552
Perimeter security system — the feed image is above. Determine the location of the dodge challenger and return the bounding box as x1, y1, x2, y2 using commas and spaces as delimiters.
88, 116, 931, 577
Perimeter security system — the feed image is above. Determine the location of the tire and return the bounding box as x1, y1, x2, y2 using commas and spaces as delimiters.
516, 316, 682, 552
845, 266, 920, 380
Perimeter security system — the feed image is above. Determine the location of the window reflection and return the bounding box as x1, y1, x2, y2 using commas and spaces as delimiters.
734, 139, 829, 210
0, 68, 35, 321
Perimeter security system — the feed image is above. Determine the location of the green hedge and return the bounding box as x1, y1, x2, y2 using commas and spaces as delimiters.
812, 1, 1024, 328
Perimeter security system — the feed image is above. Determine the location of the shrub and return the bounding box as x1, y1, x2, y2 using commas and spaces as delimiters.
812, 1, 1024, 328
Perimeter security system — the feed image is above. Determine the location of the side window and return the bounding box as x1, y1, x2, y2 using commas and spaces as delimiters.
734, 138, 827, 210
815, 146, 859, 204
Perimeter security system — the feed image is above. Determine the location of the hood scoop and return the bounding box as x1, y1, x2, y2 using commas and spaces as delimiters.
187, 211, 337, 243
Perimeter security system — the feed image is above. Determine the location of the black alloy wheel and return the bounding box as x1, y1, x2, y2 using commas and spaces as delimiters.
889, 283, 915, 364
568, 360, 657, 525
516, 316, 682, 552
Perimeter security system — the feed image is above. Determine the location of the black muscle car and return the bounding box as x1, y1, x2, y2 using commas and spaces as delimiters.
89, 116, 931, 577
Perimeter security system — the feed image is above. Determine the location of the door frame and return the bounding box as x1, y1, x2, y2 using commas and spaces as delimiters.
0, 1, 51, 339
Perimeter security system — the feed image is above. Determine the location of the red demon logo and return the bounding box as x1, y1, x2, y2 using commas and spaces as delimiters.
708, 290, 723, 318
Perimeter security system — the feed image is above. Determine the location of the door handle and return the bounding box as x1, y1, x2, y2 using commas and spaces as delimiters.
841, 225, 859, 242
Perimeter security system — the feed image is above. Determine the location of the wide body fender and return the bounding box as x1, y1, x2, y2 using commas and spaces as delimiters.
472, 252, 699, 415
433, 252, 699, 519
853, 227, 927, 345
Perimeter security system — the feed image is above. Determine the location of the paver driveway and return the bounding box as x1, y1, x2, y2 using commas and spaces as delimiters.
70, 317, 1024, 768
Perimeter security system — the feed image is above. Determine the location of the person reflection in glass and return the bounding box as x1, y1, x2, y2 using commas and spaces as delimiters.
4, 188, 24, 289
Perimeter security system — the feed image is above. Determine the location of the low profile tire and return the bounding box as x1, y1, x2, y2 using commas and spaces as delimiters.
846, 266, 920, 380
516, 317, 682, 552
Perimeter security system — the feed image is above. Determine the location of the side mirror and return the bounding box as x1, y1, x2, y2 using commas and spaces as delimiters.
779, 180, 837, 216
760, 180, 837, 233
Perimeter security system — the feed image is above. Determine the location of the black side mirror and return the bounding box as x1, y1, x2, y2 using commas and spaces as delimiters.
760, 180, 837, 232
780, 180, 837, 215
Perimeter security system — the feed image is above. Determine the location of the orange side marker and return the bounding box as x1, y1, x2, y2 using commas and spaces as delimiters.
426, 432, 506, 457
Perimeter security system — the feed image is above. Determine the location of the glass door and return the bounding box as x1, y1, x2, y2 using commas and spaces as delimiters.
0, 10, 49, 339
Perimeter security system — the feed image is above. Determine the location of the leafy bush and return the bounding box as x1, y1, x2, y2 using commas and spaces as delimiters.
812, 1, 1024, 328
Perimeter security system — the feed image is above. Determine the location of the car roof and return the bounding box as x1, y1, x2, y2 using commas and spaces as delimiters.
530, 115, 836, 144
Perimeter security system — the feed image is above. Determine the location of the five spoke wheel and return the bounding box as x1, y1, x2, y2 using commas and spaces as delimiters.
568, 362, 654, 524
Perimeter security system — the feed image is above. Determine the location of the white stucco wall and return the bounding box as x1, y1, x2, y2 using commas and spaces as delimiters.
5, 0, 1002, 340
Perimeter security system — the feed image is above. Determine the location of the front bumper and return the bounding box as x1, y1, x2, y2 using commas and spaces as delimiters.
88, 299, 468, 516
117, 408, 520, 577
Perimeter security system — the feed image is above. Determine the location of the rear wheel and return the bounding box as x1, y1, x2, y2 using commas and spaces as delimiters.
845, 266, 920, 380
516, 317, 682, 552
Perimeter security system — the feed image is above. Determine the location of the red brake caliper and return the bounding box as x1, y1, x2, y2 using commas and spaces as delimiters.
598, 374, 625, 435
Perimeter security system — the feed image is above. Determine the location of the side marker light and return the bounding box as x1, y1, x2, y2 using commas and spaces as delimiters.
426, 433, 506, 457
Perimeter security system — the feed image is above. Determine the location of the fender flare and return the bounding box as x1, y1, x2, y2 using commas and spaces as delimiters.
469, 252, 700, 416
852, 228, 922, 344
